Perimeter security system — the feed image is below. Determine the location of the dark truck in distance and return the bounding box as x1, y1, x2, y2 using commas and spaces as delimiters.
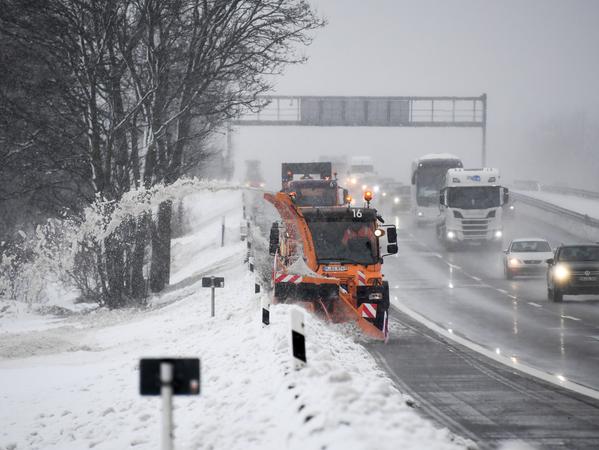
281, 162, 349, 207
547, 244, 599, 302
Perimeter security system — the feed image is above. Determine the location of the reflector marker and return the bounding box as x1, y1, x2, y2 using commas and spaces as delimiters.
361, 303, 377, 319
274, 272, 303, 284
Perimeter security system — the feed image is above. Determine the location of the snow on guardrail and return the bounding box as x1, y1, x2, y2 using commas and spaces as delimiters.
541, 184, 599, 200
512, 191, 599, 241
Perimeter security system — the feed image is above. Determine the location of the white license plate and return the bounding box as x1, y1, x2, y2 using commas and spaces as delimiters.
579, 276, 597, 281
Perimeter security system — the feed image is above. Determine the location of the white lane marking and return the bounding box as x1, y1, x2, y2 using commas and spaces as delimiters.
528, 302, 543, 308
434, 253, 443, 259
561, 315, 581, 322
470, 276, 482, 282
496, 288, 508, 295
392, 302, 599, 402
508, 294, 518, 300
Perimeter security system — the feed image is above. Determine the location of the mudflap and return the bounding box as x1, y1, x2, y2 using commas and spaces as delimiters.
274, 282, 339, 316
356, 282, 390, 334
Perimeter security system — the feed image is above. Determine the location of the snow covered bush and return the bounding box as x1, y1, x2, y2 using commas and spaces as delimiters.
0, 178, 239, 309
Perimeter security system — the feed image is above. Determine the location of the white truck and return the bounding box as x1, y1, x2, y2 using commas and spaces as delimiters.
436, 168, 509, 250
345, 156, 378, 199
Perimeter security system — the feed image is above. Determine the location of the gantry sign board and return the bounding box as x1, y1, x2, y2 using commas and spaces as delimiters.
233, 95, 486, 128
231, 94, 489, 164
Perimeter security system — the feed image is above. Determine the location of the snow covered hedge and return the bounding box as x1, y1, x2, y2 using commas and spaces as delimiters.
0, 178, 239, 308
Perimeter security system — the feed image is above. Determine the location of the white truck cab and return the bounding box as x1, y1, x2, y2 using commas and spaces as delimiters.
437, 168, 509, 249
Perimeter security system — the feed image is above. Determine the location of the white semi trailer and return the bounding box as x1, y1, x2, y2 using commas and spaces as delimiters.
436, 168, 509, 250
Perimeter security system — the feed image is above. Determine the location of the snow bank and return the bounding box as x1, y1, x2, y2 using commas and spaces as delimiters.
0, 189, 466, 450
517, 190, 599, 221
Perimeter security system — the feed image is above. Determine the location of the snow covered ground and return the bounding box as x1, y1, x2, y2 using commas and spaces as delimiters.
0, 190, 468, 450
514, 190, 599, 221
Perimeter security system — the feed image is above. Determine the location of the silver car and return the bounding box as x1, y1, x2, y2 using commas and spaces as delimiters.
503, 238, 553, 279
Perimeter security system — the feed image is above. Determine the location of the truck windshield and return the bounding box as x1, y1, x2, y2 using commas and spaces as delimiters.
350, 164, 374, 173
294, 187, 337, 206
447, 186, 501, 209
306, 219, 378, 265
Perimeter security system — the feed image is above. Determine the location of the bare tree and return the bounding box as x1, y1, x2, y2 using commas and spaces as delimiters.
0, 0, 323, 303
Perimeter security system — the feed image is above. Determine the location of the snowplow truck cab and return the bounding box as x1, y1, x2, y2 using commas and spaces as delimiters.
265, 191, 398, 340
281, 162, 350, 207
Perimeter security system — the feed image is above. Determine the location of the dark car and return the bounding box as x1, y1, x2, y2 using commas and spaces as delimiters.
547, 244, 599, 302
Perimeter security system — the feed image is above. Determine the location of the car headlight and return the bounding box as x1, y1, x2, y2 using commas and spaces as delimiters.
508, 258, 521, 267
446, 231, 456, 240
394, 197, 400, 204
373, 185, 380, 193
509, 205, 515, 210
553, 264, 570, 282
417, 211, 423, 217
494, 230, 503, 239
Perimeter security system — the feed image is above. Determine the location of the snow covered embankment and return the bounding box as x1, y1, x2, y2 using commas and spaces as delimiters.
0, 190, 466, 450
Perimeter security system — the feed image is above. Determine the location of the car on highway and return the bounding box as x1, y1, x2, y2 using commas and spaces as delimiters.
547, 244, 599, 302
503, 238, 553, 279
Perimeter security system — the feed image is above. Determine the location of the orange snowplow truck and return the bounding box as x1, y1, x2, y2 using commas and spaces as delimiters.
265, 190, 398, 340
282, 162, 350, 207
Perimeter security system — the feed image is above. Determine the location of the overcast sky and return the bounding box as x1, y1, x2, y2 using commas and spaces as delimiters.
232, 0, 599, 189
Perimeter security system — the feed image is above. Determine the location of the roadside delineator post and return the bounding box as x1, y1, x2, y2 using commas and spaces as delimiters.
202, 276, 225, 317
221, 216, 226, 247
140, 358, 200, 450
260, 291, 270, 326
290, 308, 306, 369
161, 362, 173, 450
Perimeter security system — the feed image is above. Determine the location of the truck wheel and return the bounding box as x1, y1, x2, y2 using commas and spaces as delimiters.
444, 240, 456, 252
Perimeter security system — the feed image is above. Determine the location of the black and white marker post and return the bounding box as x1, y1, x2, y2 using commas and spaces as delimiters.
220, 216, 226, 247
261, 297, 269, 326
140, 358, 200, 450
290, 308, 306, 369
161, 362, 174, 450
202, 276, 225, 317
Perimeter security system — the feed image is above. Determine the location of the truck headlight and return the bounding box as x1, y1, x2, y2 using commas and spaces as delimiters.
368, 292, 383, 300
446, 231, 456, 240
554, 264, 570, 282
494, 230, 503, 239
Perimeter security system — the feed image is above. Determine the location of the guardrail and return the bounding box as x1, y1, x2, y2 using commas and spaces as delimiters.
512, 191, 599, 230
540, 185, 599, 200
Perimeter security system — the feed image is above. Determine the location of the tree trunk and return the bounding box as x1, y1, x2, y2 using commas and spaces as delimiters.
131, 213, 149, 301
150, 200, 172, 292
104, 231, 126, 308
